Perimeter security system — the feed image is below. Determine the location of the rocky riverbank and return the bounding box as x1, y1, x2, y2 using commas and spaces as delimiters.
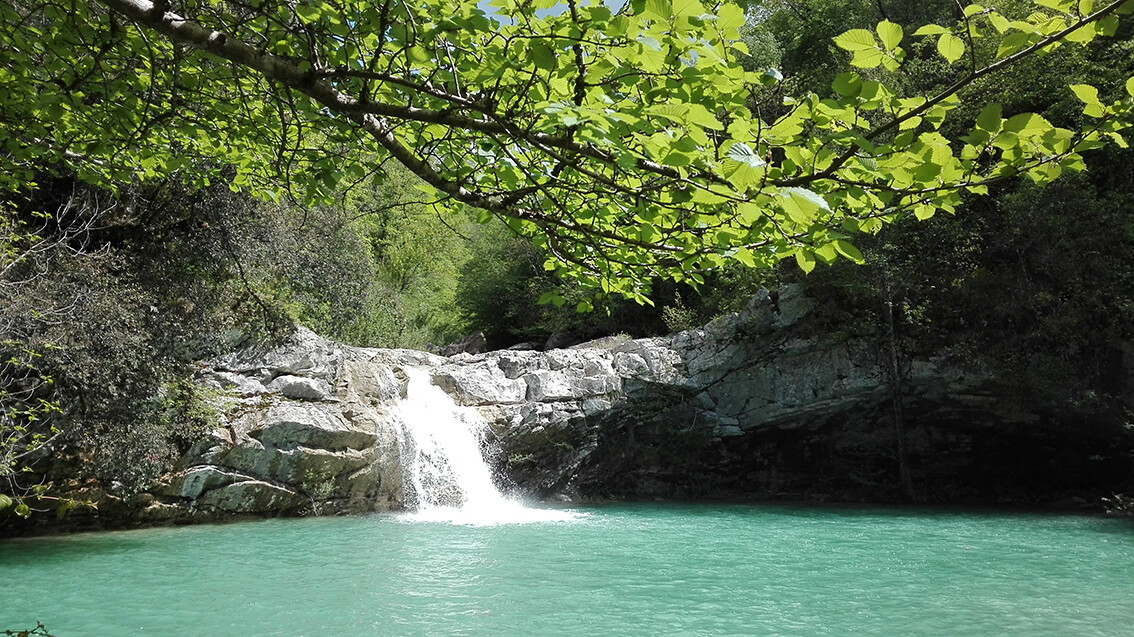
14, 286, 1134, 532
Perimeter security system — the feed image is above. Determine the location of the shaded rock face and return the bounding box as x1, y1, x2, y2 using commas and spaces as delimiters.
126, 286, 1133, 524
441, 285, 1131, 505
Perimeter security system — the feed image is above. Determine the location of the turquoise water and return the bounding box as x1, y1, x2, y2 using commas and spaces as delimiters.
2, 504, 1133, 636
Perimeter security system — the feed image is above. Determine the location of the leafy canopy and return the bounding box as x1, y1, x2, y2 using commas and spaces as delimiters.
1, 0, 1132, 300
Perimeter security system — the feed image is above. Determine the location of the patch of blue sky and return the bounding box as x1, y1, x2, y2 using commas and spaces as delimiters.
477, 0, 629, 23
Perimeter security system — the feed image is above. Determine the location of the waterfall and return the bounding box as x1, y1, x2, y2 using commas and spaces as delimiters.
392, 367, 581, 525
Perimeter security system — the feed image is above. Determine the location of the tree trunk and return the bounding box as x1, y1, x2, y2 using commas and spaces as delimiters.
881, 269, 917, 502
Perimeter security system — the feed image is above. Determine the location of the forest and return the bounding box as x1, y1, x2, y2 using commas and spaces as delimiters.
2, 0, 1134, 520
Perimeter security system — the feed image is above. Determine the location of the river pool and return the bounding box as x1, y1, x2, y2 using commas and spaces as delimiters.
2, 503, 1132, 636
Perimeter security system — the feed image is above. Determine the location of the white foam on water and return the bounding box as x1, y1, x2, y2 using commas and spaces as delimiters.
392, 367, 585, 526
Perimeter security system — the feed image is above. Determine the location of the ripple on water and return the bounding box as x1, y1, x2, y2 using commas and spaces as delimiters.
392, 500, 589, 526
1, 504, 1132, 637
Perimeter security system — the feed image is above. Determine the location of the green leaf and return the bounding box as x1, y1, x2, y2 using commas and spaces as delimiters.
925, 105, 948, 129
661, 149, 693, 166
778, 187, 830, 226
294, 3, 322, 22
997, 31, 1034, 58
1126, 76, 1134, 97
976, 103, 1002, 133
834, 240, 864, 263
861, 218, 885, 234
726, 142, 766, 167
876, 20, 903, 50
937, 32, 965, 64
1095, 15, 1120, 36
913, 24, 949, 36
648, 101, 716, 131
1070, 84, 1105, 117
717, 4, 746, 30
735, 202, 763, 224
636, 33, 662, 51
672, 0, 704, 18
833, 72, 863, 97
1064, 24, 1096, 45
643, 0, 672, 21
833, 29, 878, 51
914, 204, 935, 220
850, 48, 885, 69
537, 291, 567, 307
646, 103, 690, 125
1003, 112, 1052, 135
881, 51, 903, 72
1069, 84, 1100, 105
0, 494, 11, 510
638, 222, 659, 243
733, 247, 756, 267
722, 159, 764, 190
988, 12, 1011, 33
794, 250, 817, 274
531, 43, 556, 71
685, 103, 724, 130
14, 503, 30, 518
899, 116, 923, 131
815, 242, 838, 263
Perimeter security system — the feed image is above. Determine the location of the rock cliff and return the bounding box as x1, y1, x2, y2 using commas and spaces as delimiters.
113, 285, 1133, 524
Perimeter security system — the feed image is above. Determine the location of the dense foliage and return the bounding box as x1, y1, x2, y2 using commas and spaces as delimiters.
1, 0, 1132, 301
752, 0, 1134, 397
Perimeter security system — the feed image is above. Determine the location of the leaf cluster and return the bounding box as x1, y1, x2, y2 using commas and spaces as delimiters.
1, 0, 1131, 299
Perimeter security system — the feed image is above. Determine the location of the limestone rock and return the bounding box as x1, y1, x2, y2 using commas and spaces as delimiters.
196, 480, 307, 514
251, 402, 375, 451
433, 361, 528, 404
266, 375, 333, 401
134, 283, 1130, 525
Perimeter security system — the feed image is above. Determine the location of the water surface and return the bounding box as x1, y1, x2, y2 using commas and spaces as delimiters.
2, 503, 1132, 636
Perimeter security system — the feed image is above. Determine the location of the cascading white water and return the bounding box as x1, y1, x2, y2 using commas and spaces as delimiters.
392, 367, 581, 525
